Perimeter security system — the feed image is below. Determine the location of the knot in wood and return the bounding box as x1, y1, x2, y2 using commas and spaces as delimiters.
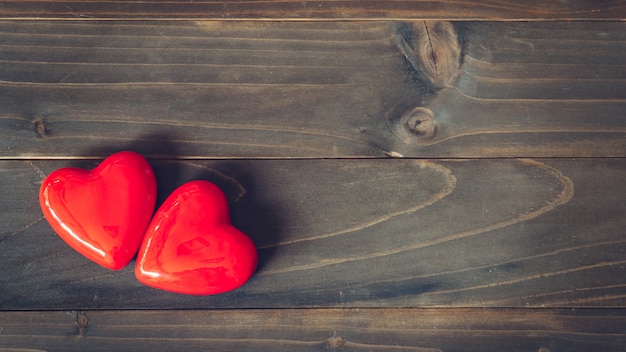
402, 107, 436, 139
75, 311, 89, 336
325, 335, 345, 349
412, 21, 461, 88
33, 118, 48, 138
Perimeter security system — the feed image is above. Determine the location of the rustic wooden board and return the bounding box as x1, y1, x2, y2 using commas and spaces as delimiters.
0, 21, 410, 159
1, 21, 625, 158
2, 1, 625, 350
1, 0, 625, 20
1, 308, 625, 352
1, 158, 624, 309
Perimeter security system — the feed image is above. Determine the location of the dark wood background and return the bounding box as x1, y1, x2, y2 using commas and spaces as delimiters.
1, 0, 625, 20
1, 2, 625, 351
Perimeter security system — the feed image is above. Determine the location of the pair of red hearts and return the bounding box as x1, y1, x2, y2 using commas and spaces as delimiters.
39, 151, 258, 295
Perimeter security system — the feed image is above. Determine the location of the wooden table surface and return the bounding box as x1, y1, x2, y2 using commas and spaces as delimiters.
1, 1, 625, 351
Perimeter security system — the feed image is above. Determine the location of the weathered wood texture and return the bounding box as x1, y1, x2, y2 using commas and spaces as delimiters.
2, 158, 625, 309
2, 3, 626, 349
1, 308, 625, 352
1, 21, 625, 158
1, 0, 626, 20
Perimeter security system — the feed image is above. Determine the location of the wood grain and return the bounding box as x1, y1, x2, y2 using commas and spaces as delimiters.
0, 21, 411, 159
2, 1, 625, 349
1, 158, 625, 309
385, 22, 626, 157
1, 0, 626, 20
1, 308, 625, 352
1, 21, 625, 158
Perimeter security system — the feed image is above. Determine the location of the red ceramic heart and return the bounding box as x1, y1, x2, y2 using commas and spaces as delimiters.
39, 151, 157, 270
135, 180, 258, 295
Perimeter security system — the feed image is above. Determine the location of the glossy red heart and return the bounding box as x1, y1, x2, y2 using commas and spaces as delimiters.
39, 151, 157, 270
135, 180, 258, 295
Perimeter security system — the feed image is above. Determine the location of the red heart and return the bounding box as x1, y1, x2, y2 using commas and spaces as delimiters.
39, 151, 157, 270
135, 180, 258, 295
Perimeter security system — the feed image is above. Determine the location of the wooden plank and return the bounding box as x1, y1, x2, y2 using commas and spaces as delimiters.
0, 21, 410, 159
1, 21, 625, 159
1, 158, 625, 309
0, 308, 625, 351
1, 0, 626, 20
385, 21, 626, 157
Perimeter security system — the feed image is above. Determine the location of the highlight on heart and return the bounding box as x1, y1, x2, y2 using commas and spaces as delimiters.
39, 151, 258, 295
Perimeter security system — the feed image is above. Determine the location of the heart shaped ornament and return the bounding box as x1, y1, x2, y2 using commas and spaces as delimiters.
135, 180, 258, 295
39, 151, 157, 270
